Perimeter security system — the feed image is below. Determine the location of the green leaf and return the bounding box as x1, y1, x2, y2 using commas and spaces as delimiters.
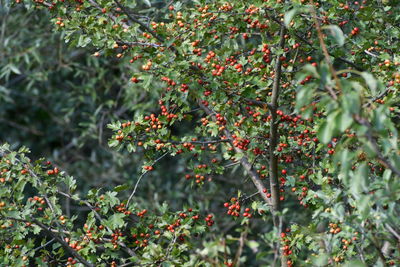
109, 139, 120, 147
142, 74, 153, 90
357, 195, 371, 220
105, 213, 126, 230
9, 64, 21, 75
361, 72, 377, 94
312, 254, 328, 266
296, 85, 314, 110
335, 110, 353, 132
142, 0, 151, 7
342, 260, 367, 267
317, 121, 334, 144
284, 9, 298, 27
322, 25, 345, 46
303, 64, 320, 78
103, 191, 120, 209
78, 35, 91, 47
246, 240, 259, 250
351, 163, 367, 198
114, 184, 129, 192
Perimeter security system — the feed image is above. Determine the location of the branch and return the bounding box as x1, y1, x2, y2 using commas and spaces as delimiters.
269, 23, 288, 267
268, 24, 286, 226
86, 0, 128, 29
57, 191, 137, 257
243, 98, 272, 109
1, 216, 94, 267
354, 116, 400, 177
267, 8, 364, 71
113, 0, 164, 43
32, 219, 95, 267
30, 238, 55, 253
233, 228, 248, 267
116, 41, 163, 48
167, 139, 230, 145
198, 101, 272, 207
309, 0, 340, 100
1, 148, 67, 238
385, 224, 400, 241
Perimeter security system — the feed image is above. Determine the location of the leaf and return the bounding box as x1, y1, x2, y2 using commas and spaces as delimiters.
284, 8, 298, 27
77, 36, 91, 47
342, 260, 367, 267
361, 72, 377, 94
382, 169, 392, 181
312, 254, 328, 266
357, 195, 371, 220
351, 163, 367, 198
142, 74, 153, 90
108, 139, 120, 148
9, 64, 21, 75
105, 213, 126, 230
246, 240, 259, 250
296, 85, 314, 110
322, 25, 345, 46
335, 110, 353, 132
317, 121, 334, 144
105, 191, 120, 207
332, 202, 345, 221
32, 225, 41, 235
127, 143, 136, 153
142, 0, 151, 7
302, 64, 320, 78
114, 184, 129, 192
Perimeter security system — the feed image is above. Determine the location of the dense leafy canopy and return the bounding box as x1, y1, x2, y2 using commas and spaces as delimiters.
1, 0, 399, 266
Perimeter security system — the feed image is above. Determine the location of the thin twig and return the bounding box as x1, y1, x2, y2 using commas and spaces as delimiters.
233, 227, 248, 267
385, 224, 400, 241
126, 152, 168, 207
309, 0, 340, 99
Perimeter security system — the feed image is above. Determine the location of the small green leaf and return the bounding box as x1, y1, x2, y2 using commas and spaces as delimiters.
109, 139, 120, 147
114, 184, 129, 192
9, 64, 21, 75
246, 240, 259, 250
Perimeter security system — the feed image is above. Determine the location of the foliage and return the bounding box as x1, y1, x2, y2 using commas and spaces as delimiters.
1, 0, 399, 266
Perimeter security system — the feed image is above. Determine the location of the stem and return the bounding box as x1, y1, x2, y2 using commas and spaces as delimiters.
233, 227, 248, 267
309, 0, 340, 99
